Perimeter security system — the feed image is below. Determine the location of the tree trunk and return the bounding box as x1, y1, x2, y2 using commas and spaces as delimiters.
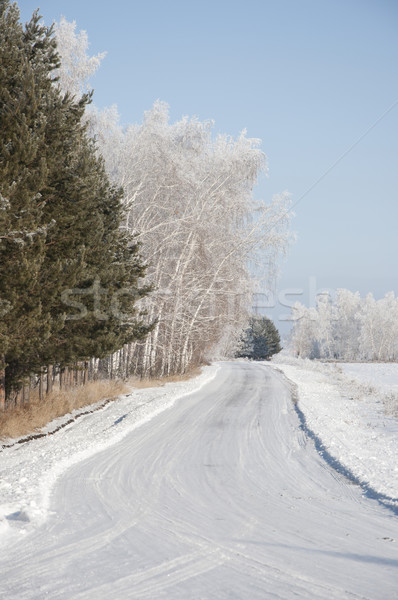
0, 357, 5, 411
77, 363, 81, 386
126, 344, 131, 379
15, 388, 23, 407
83, 361, 89, 385
39, 368, 44, 402
47, 365, 53, 394
23, 381, 31, 404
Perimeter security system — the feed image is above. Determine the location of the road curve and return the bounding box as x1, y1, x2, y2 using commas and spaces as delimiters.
1, 361, 398, 599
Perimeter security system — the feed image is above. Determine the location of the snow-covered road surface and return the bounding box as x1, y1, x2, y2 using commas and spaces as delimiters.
1, 361, 398, 599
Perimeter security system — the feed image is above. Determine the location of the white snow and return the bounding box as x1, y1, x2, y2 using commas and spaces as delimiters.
271, 356, 398, 503
1, 360, 398, 598
0, 364, 219, 545
341, 362, 398, 393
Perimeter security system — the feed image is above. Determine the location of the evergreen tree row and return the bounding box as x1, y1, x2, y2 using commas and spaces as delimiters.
0, 1, 150, 404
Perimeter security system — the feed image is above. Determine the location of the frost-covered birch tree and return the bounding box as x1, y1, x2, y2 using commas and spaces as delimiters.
55, 19, 292, 376
333, 289, 361, 360
290, 291, 398, 362
358, 292, 398, 361
90, 102, 290, 375
290, 303, 320, 359
53, 17, 105, 99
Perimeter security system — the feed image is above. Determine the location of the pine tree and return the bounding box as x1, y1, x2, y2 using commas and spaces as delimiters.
0, 1, 151, 400
42, 137, 152, 367
237, 316, 282, 360
0, 1, 54, 396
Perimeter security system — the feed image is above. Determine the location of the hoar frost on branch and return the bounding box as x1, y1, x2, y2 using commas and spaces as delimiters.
55, 20, 291, 376
291, 290, 398, 362
54, 17, 106, 98
91, 102, 291, 375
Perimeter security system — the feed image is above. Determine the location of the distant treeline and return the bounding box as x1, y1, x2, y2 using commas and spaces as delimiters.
291, 290, 398, 361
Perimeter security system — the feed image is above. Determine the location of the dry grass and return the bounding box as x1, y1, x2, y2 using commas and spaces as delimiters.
0, 380, 129, 441
0, 367, 203, 441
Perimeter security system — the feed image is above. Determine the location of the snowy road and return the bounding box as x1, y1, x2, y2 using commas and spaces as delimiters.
1, 362, 398, 599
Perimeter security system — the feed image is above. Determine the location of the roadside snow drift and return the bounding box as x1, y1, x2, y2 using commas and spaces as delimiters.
0, 365, 219, 544
272, 357, 398, 504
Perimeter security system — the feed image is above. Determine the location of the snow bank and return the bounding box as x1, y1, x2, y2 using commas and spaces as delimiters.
0, 365, 219, 546
271, 356, 398, 503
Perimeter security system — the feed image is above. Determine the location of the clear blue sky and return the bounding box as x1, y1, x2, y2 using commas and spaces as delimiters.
20, 0, 398, 334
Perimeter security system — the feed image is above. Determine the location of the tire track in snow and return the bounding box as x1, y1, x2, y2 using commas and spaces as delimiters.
1, 362, 398, 599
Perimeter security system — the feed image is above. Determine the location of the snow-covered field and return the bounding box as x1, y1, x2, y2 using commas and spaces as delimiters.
0, 365, 219, 545
341, 362, 398, 393
272, 356, 398, 505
